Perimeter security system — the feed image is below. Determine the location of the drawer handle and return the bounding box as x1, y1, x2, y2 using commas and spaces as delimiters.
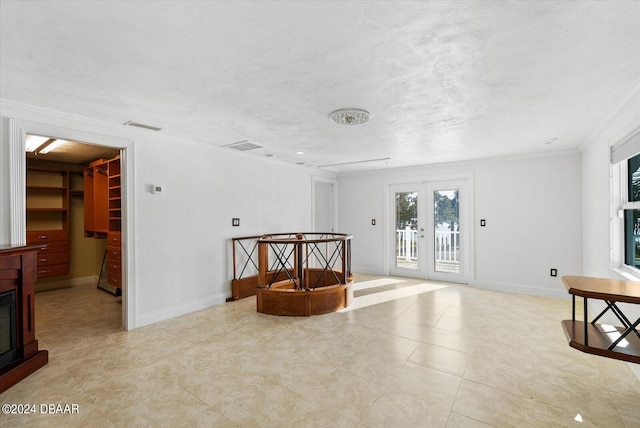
39, 270, 50, 274
39, 258, 48, 262
112, 251, 119, 255
112, 265, 118, 269
40, 247, 47, 251
38, 235, 49, 239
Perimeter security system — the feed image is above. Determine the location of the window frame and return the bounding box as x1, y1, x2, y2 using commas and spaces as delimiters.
611, 128, 640, 278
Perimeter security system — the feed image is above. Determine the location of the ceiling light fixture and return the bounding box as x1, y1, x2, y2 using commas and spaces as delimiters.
25, 135, 67, 155
329, 108, 371, 125
38, 139, 67, 154
25, 135, 50, 152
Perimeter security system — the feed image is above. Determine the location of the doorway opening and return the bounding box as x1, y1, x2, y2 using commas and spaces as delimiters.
24, 134, 124, 330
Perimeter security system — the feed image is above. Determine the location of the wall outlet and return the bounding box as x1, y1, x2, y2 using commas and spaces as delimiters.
480, 219, 486, 227
232, 218, 240, 227
550, 268, 557, 277
371, 219, 376, 226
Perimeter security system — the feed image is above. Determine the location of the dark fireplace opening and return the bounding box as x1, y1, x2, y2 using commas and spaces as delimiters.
0, 290, 17, 370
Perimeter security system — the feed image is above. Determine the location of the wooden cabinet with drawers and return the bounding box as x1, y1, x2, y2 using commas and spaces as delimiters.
25, 170, 69, 279
107, 231, 122, 289
85, 156, 122, 290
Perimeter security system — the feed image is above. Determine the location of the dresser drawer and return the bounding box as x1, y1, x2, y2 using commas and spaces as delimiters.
107, 231, 121, 247
107, 271, 121, 288
107, 245, 121, 261
107, 260, 121, 275
27, 230, 67, 243
37, 252, 68, 266
37, 263, 68, 278
34, 241, 68, 255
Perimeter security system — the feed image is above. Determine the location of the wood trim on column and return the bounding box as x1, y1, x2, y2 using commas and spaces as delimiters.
9, 120, 26, 246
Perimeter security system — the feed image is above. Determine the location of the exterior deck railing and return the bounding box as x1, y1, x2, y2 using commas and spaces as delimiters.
396, 228, 460, 264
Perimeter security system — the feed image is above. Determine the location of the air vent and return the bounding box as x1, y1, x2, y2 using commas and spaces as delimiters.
123, 121, 162, 131
223, 140, 263, 151
319, 157, 392, 168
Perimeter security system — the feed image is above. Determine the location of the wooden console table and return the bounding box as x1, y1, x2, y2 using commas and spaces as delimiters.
561, 275, 640, 364
0, 245, 49, 393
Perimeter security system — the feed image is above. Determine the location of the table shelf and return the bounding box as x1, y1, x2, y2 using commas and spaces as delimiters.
562, 275, 640, 364
561, 320, 640, 364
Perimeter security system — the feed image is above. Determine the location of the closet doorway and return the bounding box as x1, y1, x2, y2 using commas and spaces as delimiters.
8, 119, 135, 330
25, 135, 124, 323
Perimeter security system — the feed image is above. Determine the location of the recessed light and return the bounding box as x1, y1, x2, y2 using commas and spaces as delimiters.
296, 151, 304, 155
543, 138, 558, 145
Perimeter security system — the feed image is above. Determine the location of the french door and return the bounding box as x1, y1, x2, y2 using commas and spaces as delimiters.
389, 180, 469, 283
389, 184, 426, 277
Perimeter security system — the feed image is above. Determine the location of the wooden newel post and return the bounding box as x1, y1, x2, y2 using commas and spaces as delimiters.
257, 239, 268, 287
341, 240, 347, 283
296, 233, 304, 290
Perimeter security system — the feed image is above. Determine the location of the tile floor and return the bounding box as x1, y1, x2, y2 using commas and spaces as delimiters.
1, 274, 639, 427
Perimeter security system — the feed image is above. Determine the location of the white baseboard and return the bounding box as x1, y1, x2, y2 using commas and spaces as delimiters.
473, 280, 568, 299
352, 266, 386, 276
35, 275, 97, 292
135, 293, 228, 328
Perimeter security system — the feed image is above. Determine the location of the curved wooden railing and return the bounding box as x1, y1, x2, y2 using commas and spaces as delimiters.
231, 233, 352, 304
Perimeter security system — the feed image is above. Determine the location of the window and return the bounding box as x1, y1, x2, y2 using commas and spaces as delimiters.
611, 126, 640, 274
623, 153, 640, 269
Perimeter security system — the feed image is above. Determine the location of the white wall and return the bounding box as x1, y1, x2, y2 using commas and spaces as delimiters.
338, 151, 583, 298
0, 100, 335, 328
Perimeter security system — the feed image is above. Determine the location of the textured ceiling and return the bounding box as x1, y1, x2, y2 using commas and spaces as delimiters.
1, 1, 639, 172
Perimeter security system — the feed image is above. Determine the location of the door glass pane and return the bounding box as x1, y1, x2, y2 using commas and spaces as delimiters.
434, 189, 460, 274
395, 192, 418, 270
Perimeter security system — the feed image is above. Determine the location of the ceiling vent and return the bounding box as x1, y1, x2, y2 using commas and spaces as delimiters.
123, 121, 162, 131
319, 157, 392, 168
223, 140, 263, 151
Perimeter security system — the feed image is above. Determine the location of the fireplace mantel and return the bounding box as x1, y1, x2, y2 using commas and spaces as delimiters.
0, 244, 48, 393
